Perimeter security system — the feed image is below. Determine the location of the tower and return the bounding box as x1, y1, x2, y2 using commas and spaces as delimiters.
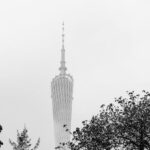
51, 23, 73, 148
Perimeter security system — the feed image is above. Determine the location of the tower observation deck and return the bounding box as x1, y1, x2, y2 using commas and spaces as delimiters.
51, 23, 73, 149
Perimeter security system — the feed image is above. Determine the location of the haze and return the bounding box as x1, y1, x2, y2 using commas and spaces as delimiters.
0, 0, 150, 149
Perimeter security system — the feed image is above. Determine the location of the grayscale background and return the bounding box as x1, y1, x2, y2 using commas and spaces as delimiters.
0, 0, 150, 149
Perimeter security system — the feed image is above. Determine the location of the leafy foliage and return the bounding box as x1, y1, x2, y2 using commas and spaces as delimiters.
9, 127, 40, 150
0, 125, 3, 148
56, 90, 150, 150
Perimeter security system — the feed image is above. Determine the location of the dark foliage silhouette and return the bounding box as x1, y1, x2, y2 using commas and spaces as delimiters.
9, 127, 40, 150
0, 125, 3, 148
56, 90, 150, 150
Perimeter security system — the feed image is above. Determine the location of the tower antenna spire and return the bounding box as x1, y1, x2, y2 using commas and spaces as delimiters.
59, 22, 67, 74
62, 22, 65, 49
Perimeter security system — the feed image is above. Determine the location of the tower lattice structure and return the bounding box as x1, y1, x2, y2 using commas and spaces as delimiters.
51, 24, 73, 148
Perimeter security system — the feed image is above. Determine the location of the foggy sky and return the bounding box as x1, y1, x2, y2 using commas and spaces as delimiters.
0, 0, 150, 149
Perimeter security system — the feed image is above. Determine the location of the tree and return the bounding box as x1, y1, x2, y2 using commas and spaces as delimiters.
0, 125, 3, 148
56, 90, 150, 150
113, 91, 150, 150
9, 127, 40, 150
57, 106, 119, 150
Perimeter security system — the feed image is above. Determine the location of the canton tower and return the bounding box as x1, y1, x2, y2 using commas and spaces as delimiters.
51, 23, 73, 148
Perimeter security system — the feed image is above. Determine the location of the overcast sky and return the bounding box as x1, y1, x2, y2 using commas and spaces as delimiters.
1, 0, 150, 149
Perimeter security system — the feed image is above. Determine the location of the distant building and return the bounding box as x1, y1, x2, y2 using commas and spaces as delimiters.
51, 24, 73, 149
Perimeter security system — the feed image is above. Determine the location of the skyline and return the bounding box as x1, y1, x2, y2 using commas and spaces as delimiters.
0, 1, 150, 150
